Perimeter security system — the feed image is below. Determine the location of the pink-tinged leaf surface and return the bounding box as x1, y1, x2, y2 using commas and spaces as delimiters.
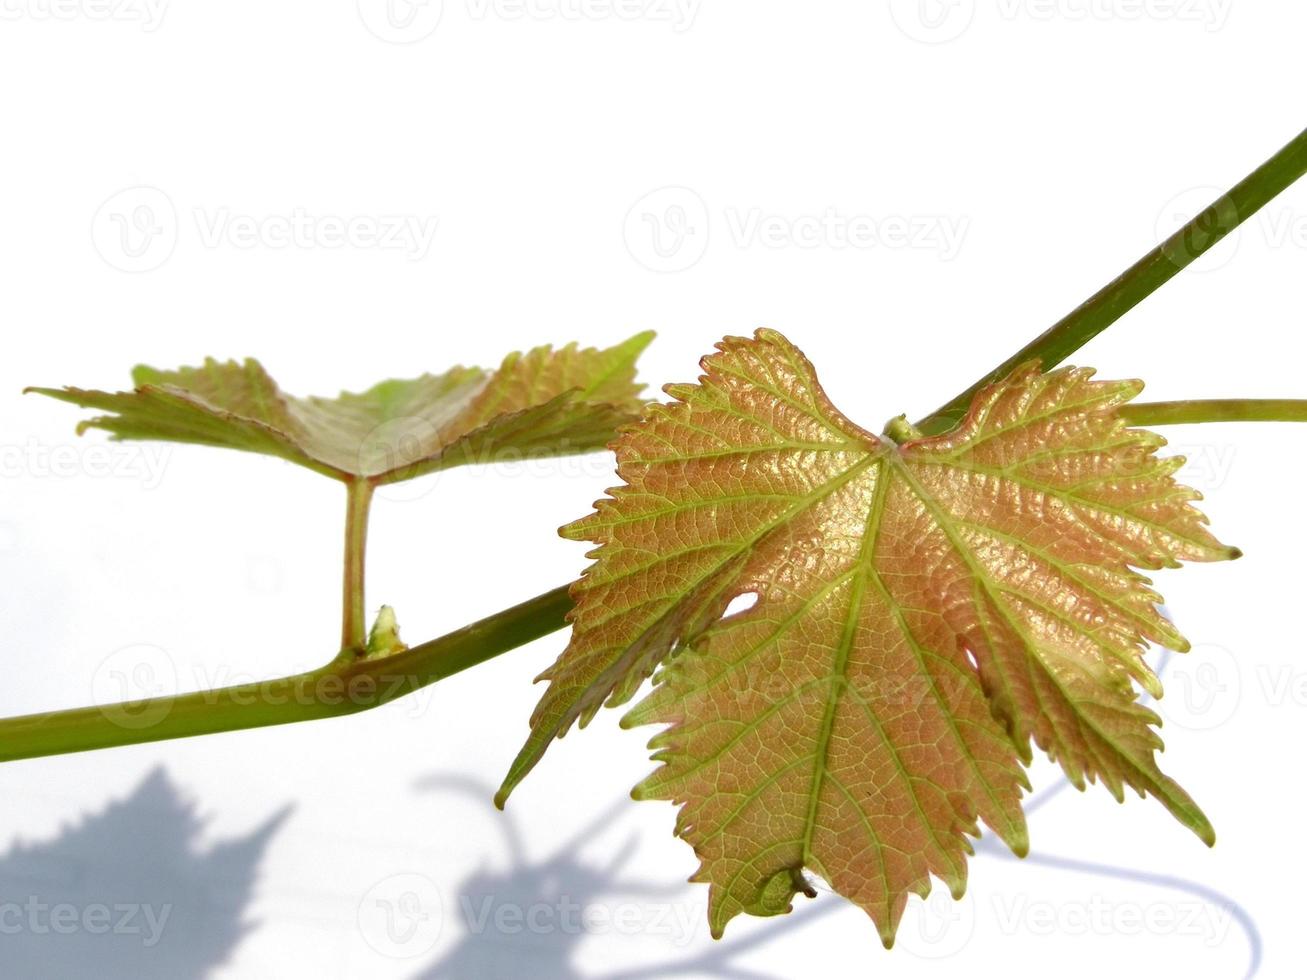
499, 328, 1238, 945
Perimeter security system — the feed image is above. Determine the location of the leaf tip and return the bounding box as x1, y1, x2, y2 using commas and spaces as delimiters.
623, 329, 657, 352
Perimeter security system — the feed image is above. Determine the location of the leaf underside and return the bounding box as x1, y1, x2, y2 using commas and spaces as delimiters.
499, 328, 1238, 945
28, 332, 655, 483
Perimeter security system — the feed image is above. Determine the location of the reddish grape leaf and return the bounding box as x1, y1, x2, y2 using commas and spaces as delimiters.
28, 332, 654, 483
499, 328, 1238, 944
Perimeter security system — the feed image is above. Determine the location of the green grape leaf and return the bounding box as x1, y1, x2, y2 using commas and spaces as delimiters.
499, 328, 1238, 944
28, 332, 654, 483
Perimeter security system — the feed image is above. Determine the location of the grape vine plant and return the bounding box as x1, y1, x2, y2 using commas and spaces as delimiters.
11, 125, 1307, 946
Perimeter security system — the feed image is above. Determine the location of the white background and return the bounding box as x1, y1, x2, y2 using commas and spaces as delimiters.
1, 2, 1304, 977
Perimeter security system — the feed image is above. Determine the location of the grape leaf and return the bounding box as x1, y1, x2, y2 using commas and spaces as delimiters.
27, 332, 654, 483
499, 328, 1238, 944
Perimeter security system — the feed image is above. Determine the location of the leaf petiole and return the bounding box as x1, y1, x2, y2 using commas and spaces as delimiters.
8, 131, 1304, 766
341, 478, 376, 654
917, 125, 1307, 435
1123, 399, 1307, 427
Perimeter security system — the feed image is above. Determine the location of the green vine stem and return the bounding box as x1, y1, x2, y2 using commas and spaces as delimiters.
5, 130, 1307, 764
917, 125, 1307, 435
0, 586, 573, 764
1124, 400, 1307, 426
9, 398, 1302, 764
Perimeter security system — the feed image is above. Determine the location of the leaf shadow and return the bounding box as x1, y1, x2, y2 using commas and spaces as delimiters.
407, 774, 789, 980
0, 765, 289, 979
408, 630, 1260, 978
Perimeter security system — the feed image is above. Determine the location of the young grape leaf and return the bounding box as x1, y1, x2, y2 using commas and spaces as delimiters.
499, 328, 1238, 945
27, 332, 654, 483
